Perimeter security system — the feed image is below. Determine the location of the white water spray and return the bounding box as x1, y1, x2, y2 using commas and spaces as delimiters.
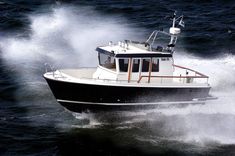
145, 52, 235, 145
0, 6, 140, 72
0, 6, 141, 126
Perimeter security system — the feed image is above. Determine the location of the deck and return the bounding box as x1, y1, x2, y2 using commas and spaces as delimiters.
44, 65, 210, 88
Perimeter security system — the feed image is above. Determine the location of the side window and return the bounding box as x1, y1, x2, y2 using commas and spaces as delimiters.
161, 57, 170, 61
132, 59, 140, 72
99, 53, 116, 70
119, 59, 129, 72
152, 58, 159, 72
142, 59, 150, 72
99, 53, 107, 66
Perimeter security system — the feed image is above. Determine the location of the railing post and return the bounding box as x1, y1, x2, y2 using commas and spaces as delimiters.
138, 59, 143, 83
127, 58, 132, 83
148, 58, 153, 83
137, 76, 142, 83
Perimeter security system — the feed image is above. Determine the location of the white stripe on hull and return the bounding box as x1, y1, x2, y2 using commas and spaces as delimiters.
57, 99, 205, 106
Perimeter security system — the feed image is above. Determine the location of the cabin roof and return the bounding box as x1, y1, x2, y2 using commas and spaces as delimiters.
96, 41, 173, 58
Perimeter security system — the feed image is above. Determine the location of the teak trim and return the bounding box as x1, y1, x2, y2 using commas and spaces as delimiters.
127, 58, 133, 83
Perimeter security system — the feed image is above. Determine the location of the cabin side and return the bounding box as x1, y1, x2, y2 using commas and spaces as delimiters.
92, 47, 174, 83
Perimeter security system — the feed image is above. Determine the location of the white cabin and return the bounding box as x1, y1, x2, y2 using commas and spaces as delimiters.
93, 40, 174, 83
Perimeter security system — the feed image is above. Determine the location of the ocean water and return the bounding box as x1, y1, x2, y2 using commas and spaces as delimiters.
0, 0, 235, 155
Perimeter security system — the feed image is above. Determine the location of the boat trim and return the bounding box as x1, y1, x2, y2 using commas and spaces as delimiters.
96, 47, 115, 56
96, 47, 173, 58
44, 74, 211, 88
57, 99, 205, 106
115, 53, 173, 58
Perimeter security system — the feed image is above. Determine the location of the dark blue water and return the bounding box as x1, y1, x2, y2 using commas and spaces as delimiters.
0, 0, 235, 155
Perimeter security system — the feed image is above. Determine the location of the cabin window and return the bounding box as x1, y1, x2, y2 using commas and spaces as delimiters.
99, 53, 116, 70
119, 59, 129, 72
142, 59, 150, 72
161, 57, 170, 61
132, 59, 140, 72
152, 58, 159, 72
141, 58, 159, 72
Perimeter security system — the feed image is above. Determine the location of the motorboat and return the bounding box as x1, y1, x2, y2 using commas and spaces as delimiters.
44, 13, 212, 112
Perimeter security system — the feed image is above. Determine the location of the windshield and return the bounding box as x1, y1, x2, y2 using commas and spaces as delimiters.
99, 53, 116, 70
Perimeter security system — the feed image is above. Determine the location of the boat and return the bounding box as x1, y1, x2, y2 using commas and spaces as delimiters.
44, 13, 212, 112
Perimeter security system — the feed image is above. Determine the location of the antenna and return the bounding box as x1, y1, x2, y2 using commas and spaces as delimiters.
172, 11, 177, 28
145, 12, 185, 52
168, 12, 184, 52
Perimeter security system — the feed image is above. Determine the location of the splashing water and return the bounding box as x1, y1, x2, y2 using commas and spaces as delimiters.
149, 53, 235, 145
0, 5, 141, 102
0, 6, 142, 129
0, 6, 140, 79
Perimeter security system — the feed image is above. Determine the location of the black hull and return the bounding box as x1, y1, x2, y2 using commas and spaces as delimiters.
44, 78, 210, 112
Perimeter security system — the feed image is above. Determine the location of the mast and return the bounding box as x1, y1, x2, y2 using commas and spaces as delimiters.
172, 11, 176, 28
145, 12, 184, 53
168, 12, 184, 52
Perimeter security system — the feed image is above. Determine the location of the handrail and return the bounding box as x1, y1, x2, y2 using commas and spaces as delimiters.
44, 63, 55, 73
146, 30, 171, 43
137, 64, 209, 83
44, 63, 66, 79
173, 64, 209, 78
137, 75, 208, 83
